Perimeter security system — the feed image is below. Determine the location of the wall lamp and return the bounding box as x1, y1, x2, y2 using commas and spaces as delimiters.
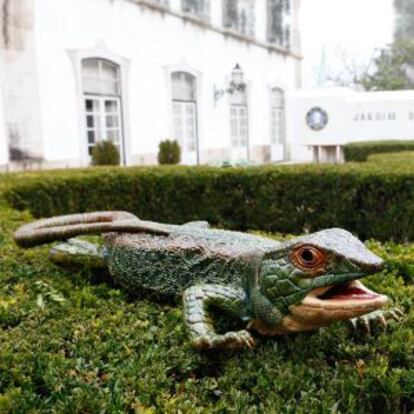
213, 64, 246, 105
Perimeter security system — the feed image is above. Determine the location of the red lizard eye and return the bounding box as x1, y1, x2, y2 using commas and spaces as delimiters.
290, 245, 327, 273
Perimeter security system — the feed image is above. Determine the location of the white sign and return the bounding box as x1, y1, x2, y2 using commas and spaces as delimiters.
285, 88, 414, 161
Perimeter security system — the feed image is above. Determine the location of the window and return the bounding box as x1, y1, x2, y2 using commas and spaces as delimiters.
230, 87, 248, 160
171, 72, 197, 101
182, 0, 210, 21
146, 0, 169, 6
82, 59, 120, 96
81, 58, 123, 160
270, 87, 285, 144
267, 0, 291, 49
223, 0, 255, 37
171, 72, 198, 162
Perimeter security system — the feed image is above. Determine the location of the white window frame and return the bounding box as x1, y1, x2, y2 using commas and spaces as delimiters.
68, 44, 131, 166
171, 71, 199, 165
165, 63, 202, 165
229, 86, 249, 162
84, 96, 123, 157
270, 87, 285, 145
230, 105, 248, 147
81, 58, 124, 163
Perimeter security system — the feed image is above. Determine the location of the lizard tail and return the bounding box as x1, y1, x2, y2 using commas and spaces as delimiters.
14, 211, 171, 248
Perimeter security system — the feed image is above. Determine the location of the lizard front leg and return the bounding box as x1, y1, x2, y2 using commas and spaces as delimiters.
183, 284, 254, 350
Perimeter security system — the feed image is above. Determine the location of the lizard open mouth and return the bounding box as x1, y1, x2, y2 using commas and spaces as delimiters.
248, 280, 388, 336
303, 280, 387, 310
269, 280, 389, 334
318, 280, 381, 301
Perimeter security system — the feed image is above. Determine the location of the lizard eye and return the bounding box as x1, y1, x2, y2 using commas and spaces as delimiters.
290, 245, 327, 272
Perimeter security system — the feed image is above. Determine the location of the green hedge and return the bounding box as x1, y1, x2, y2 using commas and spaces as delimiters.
367, 151, 414, 166
344, 140, 414, 162
0, 199, 413, 412
4, 164, 414, 242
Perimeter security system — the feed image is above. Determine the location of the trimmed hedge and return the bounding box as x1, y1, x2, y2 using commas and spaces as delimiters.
0, 200, 413, 412
367, 151, 414, 166
344, 140, 414, 162
1, 167, 414, 412
4, 163, 414, 242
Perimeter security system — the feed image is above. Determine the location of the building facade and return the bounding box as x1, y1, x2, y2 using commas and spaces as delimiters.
0, 0, 302, 170
284, 87, 414, 163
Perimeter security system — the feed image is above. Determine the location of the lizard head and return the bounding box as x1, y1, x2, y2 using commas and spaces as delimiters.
250, 228, 388, 335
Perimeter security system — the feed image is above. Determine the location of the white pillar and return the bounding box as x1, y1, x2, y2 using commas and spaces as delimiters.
336, 145, 344, 163
317, 146, 323, 163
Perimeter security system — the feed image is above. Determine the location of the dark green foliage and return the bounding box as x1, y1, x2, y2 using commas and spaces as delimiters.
344, 140, 414, 162
0, 196, 413, 412
158, 140, 181, 165
4, 161, 414, 242
395, 0, 414, 41
362, 40, 414, 91
91, 141, 120, 166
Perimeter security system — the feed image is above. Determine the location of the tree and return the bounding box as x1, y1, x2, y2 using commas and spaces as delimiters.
323, 46, 374, 89
361, 40, 414, 91
394, 0, 414, 41
356, 1, 414, 92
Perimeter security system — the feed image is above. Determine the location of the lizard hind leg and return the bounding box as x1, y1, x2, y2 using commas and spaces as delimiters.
49, 238, 107, 271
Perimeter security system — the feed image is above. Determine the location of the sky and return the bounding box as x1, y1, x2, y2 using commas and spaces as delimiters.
300, 0, 395, 87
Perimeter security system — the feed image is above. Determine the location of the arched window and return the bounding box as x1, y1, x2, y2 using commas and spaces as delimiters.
270, 87, 285, 145
230, 85, 248, 161
171, 72, 198, 164
81, 58, 123, 161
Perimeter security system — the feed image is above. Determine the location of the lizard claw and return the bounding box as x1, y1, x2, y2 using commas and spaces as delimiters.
349, 318, 358, 331
388, 308, 404, 321
349, 308, 404, 334
360, 315, 371, 335
191, 330, 256, 350
377, 313, 387, 328
221, 330, 256, 350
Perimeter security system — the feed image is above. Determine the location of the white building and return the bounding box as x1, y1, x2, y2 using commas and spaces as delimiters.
286, 88, 414, 163
0, 0, 302, 170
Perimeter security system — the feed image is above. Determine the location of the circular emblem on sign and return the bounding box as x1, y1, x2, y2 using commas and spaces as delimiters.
306, 107, 329, 131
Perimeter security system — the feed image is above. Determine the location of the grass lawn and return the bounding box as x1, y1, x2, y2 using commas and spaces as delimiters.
0, 171, 414, 413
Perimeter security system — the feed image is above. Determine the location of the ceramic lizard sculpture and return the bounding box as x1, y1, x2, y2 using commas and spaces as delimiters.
14, 211, 402, 350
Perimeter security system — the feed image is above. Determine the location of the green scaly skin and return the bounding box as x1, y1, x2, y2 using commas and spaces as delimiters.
14, 211, 402, 351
